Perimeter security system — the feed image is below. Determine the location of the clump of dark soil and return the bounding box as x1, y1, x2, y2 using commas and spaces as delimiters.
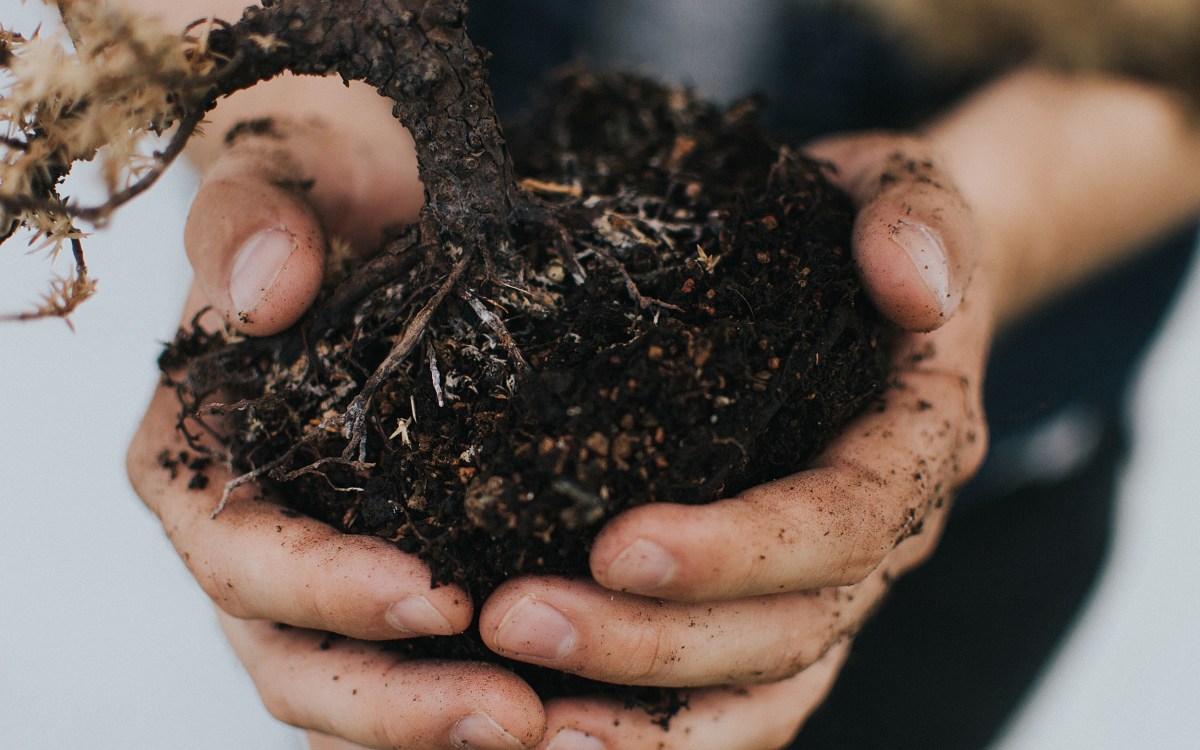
164, 70, 889, 706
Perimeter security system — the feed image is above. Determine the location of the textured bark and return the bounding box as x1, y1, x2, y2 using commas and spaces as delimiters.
209, 0, 517, 244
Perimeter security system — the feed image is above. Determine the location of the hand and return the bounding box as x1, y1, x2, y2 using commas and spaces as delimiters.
127, 106, 545, 749
469, 132, 991, 748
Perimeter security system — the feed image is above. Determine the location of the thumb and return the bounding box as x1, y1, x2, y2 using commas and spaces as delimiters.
185, 117, 423, 336
806, 133, 978, 332
185, 131, 325, 336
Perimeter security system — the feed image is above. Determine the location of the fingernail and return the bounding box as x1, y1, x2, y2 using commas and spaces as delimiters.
451, 711, 527, 750
605, 538, 677, 592
385, 595, 456, 636
889, 221, 951, 315
546, 728, 606, 750
493, 595, 575, 661
230, 228, 295, 316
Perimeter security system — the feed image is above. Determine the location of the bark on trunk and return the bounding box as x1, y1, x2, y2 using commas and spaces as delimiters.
210, 0, 517, 243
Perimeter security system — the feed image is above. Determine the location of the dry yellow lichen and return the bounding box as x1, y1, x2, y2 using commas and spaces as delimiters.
1, 0, 221, 322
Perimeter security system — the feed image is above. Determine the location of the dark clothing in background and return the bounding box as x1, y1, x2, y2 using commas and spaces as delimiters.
469, 2, 1197, 746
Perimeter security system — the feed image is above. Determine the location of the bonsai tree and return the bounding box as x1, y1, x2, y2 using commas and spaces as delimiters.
2, 0, 885, 583
1, 0, 905, 710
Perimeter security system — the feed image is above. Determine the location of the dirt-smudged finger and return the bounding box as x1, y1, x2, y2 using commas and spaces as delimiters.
219, 612, 545, 750
806, 133, 978, 332
479, 577, 880, 687
532, 643, 849, 750
127, 376, 471, 641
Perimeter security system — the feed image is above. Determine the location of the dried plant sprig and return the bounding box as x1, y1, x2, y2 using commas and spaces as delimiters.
1, 0, 230, 323
0, 236, 95, 327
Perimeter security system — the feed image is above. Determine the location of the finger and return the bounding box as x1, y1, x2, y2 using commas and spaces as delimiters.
534, 643, 849, 750
590, 286, 991, 601
479, 576, 880, 687
127, 375, 470, 640
186, 115, 422, 336
220, 613, 545, 750
806, 133, 978, 332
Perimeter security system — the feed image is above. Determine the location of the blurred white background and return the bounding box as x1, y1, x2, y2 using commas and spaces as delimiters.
1, 2, 1198, 748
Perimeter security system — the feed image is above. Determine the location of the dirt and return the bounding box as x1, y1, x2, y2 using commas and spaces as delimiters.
163, 70, 890, 712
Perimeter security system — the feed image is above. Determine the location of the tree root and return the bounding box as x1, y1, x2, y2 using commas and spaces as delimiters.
337, 247, 474, 463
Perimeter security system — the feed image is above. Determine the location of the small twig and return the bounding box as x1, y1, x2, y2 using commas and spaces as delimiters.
514, 202, 588, 283
461, 288, 530, 376
592, 247, 684, 313
426, 340, 446, 407
338, 248, 473, 462
172, 387, 230, 461
312, 234, 420, 333
519, 177, 583, 197
198, 391, 288, 416
211, 447, 299, 518
74, 109, 206, 223
554, 224, 588, 285
275, 456, 371, 489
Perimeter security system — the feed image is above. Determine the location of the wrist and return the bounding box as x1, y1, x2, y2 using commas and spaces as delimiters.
926, 66, 1200, 329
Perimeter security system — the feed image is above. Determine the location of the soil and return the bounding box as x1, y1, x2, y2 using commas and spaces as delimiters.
163, 70, 889, 711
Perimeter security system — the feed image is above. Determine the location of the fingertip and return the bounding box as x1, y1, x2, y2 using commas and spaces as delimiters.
588, 504, 675, 593
853, 207, 964, 332
804, 133, 978, 332
185, 157, 328, 337
452, 709, 541, 750
228, 224, 325, 335
596, 538, 679, 595
591, 504, 718, 599
222, 614, 547, 750
455, 664, 548, 750
384, 590, 471, 637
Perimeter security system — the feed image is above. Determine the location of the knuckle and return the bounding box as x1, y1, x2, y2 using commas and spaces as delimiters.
308, 583, 352, 631
894, 526, 942, 572
911, 531, 941, 565
960, 417, 990, 479
200, 574, 252, 617
836, 504, 898, 584
774, 634, 828, 685
191, 560, 259, 618
623, 626, 674, 685
375, 714, 411, 750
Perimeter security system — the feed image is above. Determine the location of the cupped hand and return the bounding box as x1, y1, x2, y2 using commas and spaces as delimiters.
473, 132, 991, 748
128, 111, 545, 748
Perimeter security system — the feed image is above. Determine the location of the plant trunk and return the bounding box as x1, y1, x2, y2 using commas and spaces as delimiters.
211, 0, 518, 244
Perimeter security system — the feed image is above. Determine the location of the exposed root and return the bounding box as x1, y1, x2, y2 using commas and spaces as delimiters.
600, 248, 684, 313
337, 247, 474, 462
312, 232, 421, 333
76, 109, 207, 224
461, 288, 530, 376
426, 340, 446, 408
211, 446, 299, 518
276, 456, 372, 488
